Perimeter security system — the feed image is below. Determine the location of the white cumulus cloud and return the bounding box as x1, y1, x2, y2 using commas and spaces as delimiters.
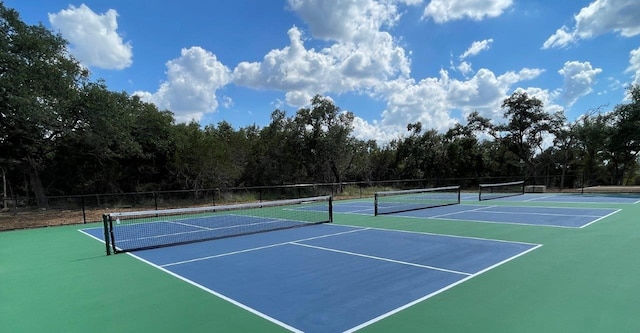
543, 0, 640, 49
558, 61, 602, 106
457, 61, 474, 76
48, 4, 132, 70
367, 66, 545, 139
626, 46, 640, 85
233, 0, 413, 108
460, 39, 494, 60
422, 0, 513, 23
134, 47, 231, 123
287, 0, 408, 43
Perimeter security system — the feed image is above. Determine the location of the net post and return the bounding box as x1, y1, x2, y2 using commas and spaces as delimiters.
457, 186, 461, 204
374, 193, 379, 216
108, 215, 117, 254
102, 214, 111, 255
81, 196, 86, 224
328, 196, 333, 223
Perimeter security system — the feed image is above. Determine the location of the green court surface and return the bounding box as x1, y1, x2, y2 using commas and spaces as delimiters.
1, 197, 639, 332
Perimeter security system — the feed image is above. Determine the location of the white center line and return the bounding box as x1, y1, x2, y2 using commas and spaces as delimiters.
291, 242, 471, 276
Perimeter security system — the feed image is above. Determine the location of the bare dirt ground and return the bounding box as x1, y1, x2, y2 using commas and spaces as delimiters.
0, 208, 104, 231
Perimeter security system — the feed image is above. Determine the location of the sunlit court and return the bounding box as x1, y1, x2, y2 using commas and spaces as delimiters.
3, 1, 640, 331
68, 186, 634, 332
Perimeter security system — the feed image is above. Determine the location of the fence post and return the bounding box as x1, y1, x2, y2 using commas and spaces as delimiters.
81, 196, 86, 224
154, 192, 158, 210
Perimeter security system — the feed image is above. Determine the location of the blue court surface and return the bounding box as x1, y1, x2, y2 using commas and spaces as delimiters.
82, 223, 539, 333
331, 201, 620, 228
494, 193, 640, 204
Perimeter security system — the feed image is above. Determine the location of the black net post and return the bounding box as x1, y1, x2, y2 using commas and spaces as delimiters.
81, 196, 86, 224
374, 193, 379, 216
102, 214, 111, 255
109, 216, 117, 254
329, 196, 333, 222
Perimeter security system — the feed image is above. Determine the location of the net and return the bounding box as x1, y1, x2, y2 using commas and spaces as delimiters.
374, 186, 460, 216
479, 181, 525, 201
102, 196, 332, 254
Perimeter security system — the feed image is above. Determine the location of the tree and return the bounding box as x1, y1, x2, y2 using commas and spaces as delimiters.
550, 121, 576, 189
0, 4, 89, 207
242, 109, 306, 186
465, 111, 521, 177
499, 92, 563, 180
293, 95, 356, 186
466, 92, 564, 181
444, 123, 486, 180
605, 84, 640, 184
573, 110, 612, 185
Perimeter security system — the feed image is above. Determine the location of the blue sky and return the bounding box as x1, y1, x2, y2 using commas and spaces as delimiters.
6, 0, 640, 142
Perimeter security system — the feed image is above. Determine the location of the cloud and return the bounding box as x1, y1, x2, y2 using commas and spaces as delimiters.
232, 27, 339, 107
368, 66, 545, 139
542, 0, 640, 49
558, 61, 602, 106
460, 39, 494, 60
457, 61, 473, 76
513, 87, 563, 114
48, 4, 132, 70
351, 116, 399, 144
422, 0, 513, 23
542, 26, 574, 49
287, 0, 409, 43
134, 47, 231, 123
626, 46, 640, 85
234, 0, 413, 107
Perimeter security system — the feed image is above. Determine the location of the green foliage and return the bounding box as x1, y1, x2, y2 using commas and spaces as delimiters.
2, 2, 639, 199
1, 3, 89, 206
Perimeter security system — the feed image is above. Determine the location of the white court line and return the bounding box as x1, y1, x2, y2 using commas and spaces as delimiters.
339, 207, 374, 214
579, 209, 622, 228
81, 223, 542, 333
524, 195, 557, 202
161, 227, 370, 267
169, 220, 214, 230
126, 251, 304, 333
430, 205, 496, 219
392, 213, 583, 229
433, 217, 581, 229
343, 243, 543, 333
156, 225, 540, 332
328, 220, 541, 246
523, 194, 639, 205
291, 242, 471, 276
468, 210, 605, 218
77, 228, 105, 243
392, 204, 618, 228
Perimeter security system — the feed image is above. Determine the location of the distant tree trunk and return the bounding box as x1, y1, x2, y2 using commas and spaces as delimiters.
330, 160, 342, 193
2, 168, 7, 209
27, 158, 48, 209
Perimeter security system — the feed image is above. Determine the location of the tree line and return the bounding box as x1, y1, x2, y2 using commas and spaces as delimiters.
1, 3, 639, 208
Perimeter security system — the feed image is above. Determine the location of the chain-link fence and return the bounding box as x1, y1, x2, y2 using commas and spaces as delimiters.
2, 175, 638, 231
